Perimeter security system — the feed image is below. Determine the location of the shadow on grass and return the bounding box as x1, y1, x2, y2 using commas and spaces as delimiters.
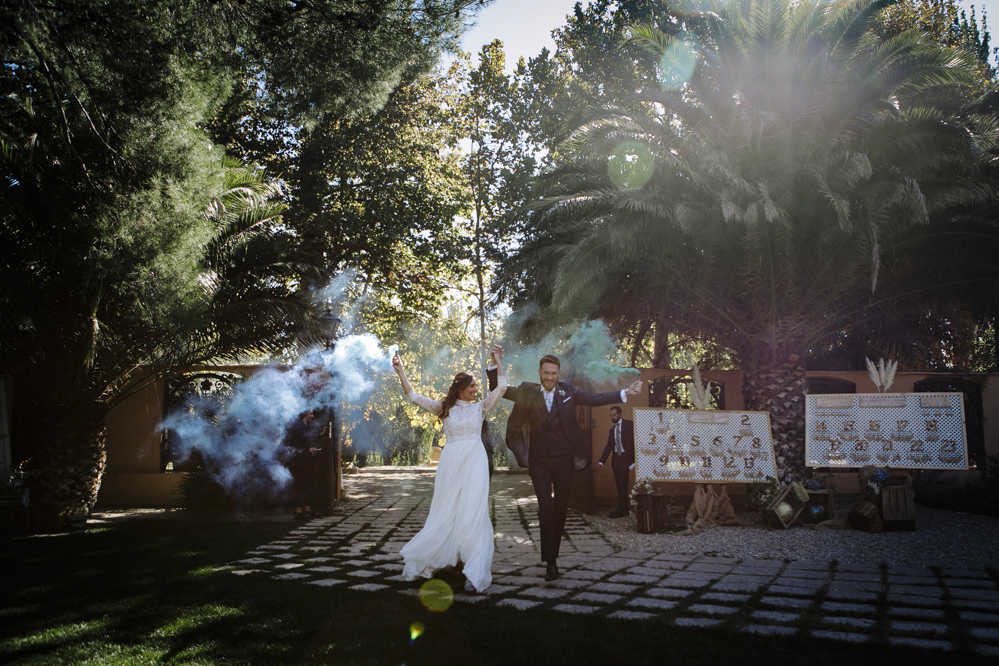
1, 520, 993, 665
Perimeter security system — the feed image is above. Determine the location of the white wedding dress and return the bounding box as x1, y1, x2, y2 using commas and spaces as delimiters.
400, 376, 506, 592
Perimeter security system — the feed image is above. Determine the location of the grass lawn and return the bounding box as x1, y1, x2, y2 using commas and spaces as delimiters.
2, 519, 994, 665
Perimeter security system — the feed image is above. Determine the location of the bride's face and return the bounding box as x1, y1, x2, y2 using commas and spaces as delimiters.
459, 377, 478, 401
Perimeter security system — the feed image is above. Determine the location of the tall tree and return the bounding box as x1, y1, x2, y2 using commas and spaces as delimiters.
510, 0, 697, 367
281, 64, 472, 337
457, 42, 545, 382
510, 0, 999, 482
0, 0, 475, 525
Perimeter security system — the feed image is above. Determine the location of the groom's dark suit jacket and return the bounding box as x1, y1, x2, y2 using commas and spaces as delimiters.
487, 368, 623, 470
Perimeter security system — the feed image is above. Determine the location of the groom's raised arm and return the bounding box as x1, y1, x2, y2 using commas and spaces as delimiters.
573, 377, 642, 406
571, 387, 626, 407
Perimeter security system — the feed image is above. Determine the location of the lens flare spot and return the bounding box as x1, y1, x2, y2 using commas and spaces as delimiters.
608, 141, 655, 190
409, 621, 424, 642
659, 38, 698, 89
418, 579, 453, 612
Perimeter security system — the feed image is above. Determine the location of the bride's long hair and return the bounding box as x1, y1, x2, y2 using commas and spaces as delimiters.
439, 372, 474, 420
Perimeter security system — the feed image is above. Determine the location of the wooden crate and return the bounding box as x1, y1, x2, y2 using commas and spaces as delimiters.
806, 489, 836, 523
887, 469, 914, 485
762, 486, 804, 529
848, 499, 884, 533
882, 484, 916, 531
635, 493, 670, 534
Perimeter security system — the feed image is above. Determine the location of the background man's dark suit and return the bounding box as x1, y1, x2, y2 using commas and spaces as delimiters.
488, 368, 622, 564
598, 418, 635, 515
284, 411, 325, 510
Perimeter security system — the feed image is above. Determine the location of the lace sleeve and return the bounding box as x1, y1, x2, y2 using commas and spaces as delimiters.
406, 391, 443, 416
480, 376, 507, 414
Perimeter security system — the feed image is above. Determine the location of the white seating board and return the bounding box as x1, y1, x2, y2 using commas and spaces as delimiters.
634, 408, 777, 483
804, 393, 968, 470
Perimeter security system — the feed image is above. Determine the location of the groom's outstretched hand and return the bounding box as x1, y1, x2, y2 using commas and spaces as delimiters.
626, 379, 642, 397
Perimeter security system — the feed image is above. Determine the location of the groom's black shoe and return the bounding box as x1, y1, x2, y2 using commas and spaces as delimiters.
544, 562, 559, 582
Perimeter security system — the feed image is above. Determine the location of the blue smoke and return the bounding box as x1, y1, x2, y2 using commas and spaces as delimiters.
499, 313, 641, 389
159, 334, 395, 496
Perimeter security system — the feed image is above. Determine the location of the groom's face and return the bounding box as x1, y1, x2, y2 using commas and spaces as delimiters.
539, 362, 560, 391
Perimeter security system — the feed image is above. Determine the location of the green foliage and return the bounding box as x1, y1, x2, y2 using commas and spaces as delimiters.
455, 42, 548, 377
277, 65, 472, 333
913, 455, 999, 515
509, 0, 999, 373
873, 0, 996, 72
528, 0, 676, 156
0, 0, 477, 516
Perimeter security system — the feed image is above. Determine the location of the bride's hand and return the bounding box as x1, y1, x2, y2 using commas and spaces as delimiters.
392, 355, 404, 371
490, 344, 503, 362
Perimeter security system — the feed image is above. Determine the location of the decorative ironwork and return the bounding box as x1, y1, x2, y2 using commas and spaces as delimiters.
808, 376, 857, 395
648, 375, 725, 410
161, 371, 246, 472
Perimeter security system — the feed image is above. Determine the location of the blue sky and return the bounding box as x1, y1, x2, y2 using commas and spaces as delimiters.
459, 0, 580, 70
459, 0, 999, 71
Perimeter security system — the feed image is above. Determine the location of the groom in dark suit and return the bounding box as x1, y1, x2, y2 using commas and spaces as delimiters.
488, 346, 641, 581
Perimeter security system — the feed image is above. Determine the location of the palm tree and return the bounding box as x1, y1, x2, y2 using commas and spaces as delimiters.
514, 0, 999, 482
1, 150, 320, 527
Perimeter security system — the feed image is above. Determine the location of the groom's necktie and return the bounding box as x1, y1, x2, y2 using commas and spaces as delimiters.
543, 389, 554, 412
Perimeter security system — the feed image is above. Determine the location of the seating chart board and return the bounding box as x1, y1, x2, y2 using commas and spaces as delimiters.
634, 408, 777, 483
805, 393, 968, 470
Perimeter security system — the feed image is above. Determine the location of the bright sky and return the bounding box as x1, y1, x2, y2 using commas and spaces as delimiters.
459, 0, 999, 71
950, 0, 999, 46
460, 0, 582, 70
976, 0, 999, 27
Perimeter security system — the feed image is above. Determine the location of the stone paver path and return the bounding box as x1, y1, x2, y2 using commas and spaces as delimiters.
225, 467, 999, 656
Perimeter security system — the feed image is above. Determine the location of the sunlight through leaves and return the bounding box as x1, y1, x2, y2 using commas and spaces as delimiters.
608, 141, 655, 190
659, 37, 698, 90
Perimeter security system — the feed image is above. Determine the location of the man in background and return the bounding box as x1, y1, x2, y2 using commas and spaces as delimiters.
597, 405, 634, 518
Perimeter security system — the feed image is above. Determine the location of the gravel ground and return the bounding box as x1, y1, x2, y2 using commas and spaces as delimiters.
586, 504, 999, 570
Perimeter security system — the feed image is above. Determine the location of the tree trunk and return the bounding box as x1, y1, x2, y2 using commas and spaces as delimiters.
13, 384, 108, 530
740, 351, 808, 484
652, 322, 671, 369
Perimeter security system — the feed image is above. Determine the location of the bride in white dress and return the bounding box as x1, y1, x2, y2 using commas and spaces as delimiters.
391, 348, 506, 593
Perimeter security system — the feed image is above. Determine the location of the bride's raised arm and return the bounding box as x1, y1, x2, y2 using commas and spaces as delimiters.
481, 346, 507, 413
393, 353, 442, 416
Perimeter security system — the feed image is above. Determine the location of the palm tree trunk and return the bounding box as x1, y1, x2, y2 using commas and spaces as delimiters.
13, 385, 108, 530
740, 351, 808, 484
